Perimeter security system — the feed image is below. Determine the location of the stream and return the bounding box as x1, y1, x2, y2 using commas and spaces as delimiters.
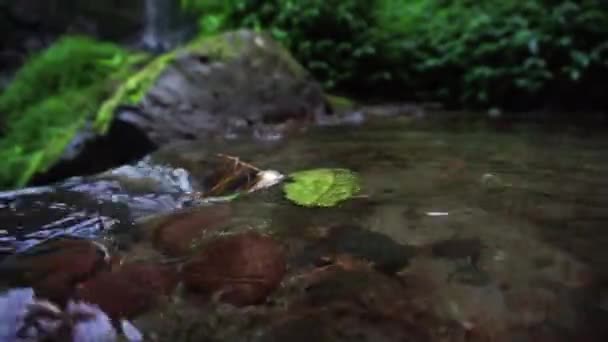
0, 113, 607, 341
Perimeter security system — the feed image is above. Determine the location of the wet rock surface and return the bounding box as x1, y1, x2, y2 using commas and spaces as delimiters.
182, 231, 286, 306
0, 237, 109, 303
150, 204, 232, 256
0, 156, 197, 254
76, 262, 179, 319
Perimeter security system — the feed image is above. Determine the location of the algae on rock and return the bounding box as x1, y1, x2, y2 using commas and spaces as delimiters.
99, 29, 326, 145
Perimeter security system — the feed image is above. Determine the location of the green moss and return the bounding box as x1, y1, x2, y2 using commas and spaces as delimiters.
95, 51, 176, 132
0, 36, 147, 188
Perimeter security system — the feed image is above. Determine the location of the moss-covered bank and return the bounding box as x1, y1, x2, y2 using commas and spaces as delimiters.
0, 36, 150, 188
0, 30, 307, 189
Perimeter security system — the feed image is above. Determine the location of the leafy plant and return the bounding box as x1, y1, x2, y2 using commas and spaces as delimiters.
283, 168, 361, 207
182, 0, 608, 110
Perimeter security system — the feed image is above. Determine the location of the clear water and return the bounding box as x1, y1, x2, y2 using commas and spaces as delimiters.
137, 115, 608, 340
2, 114, 608, 340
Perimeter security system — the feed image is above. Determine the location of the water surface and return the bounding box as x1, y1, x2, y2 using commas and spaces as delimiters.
2, 114, 608, 341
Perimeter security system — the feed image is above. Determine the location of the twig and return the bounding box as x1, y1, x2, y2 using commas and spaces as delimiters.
216, 153, 262, 172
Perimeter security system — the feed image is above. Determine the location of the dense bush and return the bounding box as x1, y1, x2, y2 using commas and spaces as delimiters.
0, 36, 145, 188
182, 0, 608, 110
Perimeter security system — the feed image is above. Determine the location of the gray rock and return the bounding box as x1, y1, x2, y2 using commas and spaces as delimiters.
127, 30, 329, 145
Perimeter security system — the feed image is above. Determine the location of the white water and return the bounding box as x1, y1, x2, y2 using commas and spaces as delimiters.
142, 0, 177, 51
140, 0, 195, 52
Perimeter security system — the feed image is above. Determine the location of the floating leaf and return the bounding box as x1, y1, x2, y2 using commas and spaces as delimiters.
283, 168, 361, 207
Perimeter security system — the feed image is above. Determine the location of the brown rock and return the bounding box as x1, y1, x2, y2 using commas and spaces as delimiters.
0, 237, 109, 303
182, 231, 286, 306
151, 204, 231, 256
76, 262, 178, 319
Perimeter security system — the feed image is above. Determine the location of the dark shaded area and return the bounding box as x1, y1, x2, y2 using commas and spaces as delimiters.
30, 118, 157, 186
293, 224, 416, 274
0, 0, 144, 75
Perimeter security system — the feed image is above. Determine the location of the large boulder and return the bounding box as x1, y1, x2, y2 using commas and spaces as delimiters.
117, 30, 330, 145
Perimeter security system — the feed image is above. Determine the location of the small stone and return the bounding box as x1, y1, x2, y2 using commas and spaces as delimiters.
182, 231, 286, 306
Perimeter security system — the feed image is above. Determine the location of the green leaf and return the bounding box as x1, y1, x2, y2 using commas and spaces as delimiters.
283, 168, 361, 207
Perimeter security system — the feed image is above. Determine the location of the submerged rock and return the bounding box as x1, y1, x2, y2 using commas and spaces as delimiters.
294, 224, 416, 274
149, 204, 232, 256
182, 231, 286, 306
76, 262, 179, 320
0, 237, 110, 303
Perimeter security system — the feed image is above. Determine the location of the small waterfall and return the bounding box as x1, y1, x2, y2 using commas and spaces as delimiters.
141, 0, 170, 51
140, 0, 197, 52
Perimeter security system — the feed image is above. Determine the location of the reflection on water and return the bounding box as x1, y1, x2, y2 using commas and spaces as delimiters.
1, 114, 607, 340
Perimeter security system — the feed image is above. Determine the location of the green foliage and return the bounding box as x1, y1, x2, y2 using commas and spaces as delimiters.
0, 36, 146, 188
385, 0, 608, 109
182, 0, 608, 109
283, 168, 361, 207
182, 0, 379, 90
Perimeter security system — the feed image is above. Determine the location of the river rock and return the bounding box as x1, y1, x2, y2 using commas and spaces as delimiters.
149, 204, 232, 256
0, 236, 110, 303
76, 261, 178, 319
182, 231, 286, 306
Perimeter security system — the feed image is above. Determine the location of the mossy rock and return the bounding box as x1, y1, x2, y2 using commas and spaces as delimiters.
100, 29, 327, 145
0, 30, 327, 189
